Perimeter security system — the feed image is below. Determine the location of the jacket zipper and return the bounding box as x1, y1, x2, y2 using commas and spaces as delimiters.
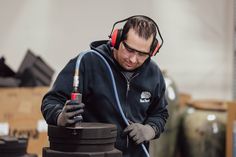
125, 72, 139, 99
121, 72, 139, 148
126, 81, 130, 97
121, 72, 140, 116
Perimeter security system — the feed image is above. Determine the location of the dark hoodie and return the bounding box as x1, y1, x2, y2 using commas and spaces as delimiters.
41, 40, 168, 157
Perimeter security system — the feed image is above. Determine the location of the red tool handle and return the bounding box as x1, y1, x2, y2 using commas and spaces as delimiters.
71, 92, 82, 103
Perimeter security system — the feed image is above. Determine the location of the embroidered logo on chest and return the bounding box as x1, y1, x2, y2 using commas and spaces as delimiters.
140, 91, 151, 103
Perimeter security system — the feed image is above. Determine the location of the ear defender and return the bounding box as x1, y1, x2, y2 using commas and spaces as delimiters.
109, 15, 164, 56
111, 29, 123, 50
150, 38, 160, 56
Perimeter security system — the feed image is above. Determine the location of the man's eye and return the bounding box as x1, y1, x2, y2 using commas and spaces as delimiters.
138, 52, 147, 57
126, 47, 135, 53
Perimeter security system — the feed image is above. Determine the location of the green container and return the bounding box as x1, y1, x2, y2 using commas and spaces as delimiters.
180, 100, 227, 157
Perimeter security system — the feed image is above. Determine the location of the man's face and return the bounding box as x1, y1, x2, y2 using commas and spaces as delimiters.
114, 28, 153, 71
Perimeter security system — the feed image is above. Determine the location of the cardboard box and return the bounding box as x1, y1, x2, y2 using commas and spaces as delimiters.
0, 87, 49, 157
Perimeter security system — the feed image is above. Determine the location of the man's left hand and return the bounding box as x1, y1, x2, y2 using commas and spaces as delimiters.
124, 123, 155, 144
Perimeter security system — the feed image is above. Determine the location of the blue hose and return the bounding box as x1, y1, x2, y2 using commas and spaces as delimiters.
74, 50, 150, 157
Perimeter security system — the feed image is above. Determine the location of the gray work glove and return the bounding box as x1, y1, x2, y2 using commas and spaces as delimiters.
124, 123, 155, 144
57, 100, 85, 126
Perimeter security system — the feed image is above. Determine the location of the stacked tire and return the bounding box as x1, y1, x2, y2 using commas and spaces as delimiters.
0, 136, 37, 157
43, 123, 122, 157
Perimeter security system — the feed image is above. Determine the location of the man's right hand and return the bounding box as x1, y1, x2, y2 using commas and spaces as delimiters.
57, 100, 85, 126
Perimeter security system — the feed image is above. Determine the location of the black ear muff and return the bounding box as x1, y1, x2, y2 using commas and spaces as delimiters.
111, 29, 123, 50
150, 38, 160, 56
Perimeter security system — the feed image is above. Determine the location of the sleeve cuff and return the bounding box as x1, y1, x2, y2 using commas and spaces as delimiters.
147, 122, 161, 139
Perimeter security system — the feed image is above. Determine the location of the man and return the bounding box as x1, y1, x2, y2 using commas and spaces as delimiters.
41, 15, 168, 157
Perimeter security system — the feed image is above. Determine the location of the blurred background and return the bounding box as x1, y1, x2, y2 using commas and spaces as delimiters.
0, 0, 234, 100
0, 0, 235, 157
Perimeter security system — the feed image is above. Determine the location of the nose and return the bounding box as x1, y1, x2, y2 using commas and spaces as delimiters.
129, 54, 138, 63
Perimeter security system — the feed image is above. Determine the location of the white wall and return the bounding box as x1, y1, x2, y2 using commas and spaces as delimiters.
0, 0, 234, 100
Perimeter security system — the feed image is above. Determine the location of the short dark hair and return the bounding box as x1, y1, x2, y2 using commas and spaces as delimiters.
121, 16, 157, 41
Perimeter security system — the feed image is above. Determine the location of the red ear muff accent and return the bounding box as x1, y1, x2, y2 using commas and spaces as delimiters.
151, 42, 160, 56
111, 29, 123, 50
111, 29, 119, 47
150, 38, 160, 56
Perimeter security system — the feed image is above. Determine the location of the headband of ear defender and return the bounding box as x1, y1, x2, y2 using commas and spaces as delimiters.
108, 15, 164, 56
